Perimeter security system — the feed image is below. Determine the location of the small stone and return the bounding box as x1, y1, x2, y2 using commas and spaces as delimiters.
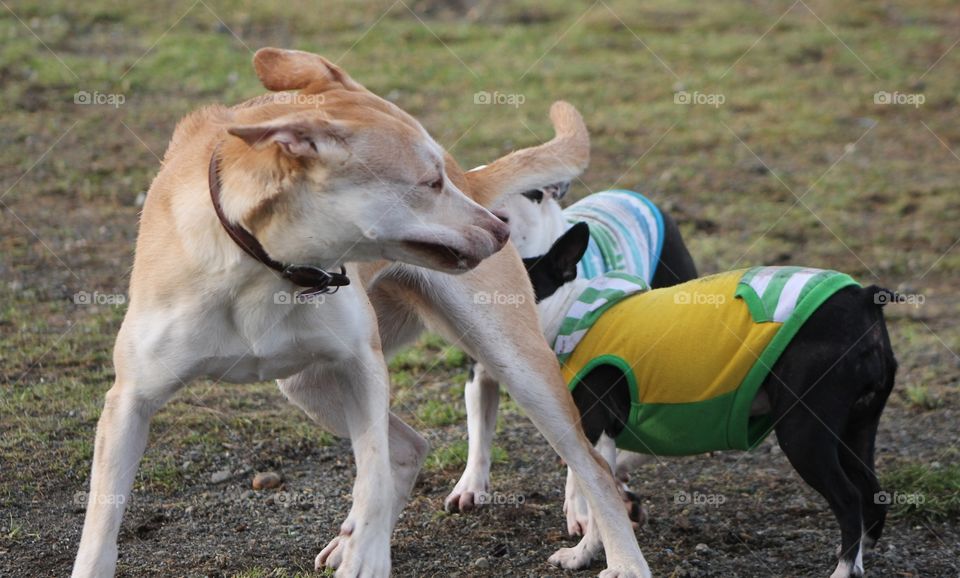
210, 468, 231, 484
474, 557, 490, 569
252, 471, 282, 490
695, 542, 710, 553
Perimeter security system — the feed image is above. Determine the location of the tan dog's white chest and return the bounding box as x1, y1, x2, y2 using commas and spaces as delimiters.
127, 283, 370, 386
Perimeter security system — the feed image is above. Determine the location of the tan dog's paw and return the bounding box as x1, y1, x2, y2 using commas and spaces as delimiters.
316, 519, 390, 578
316, 518, 353, 570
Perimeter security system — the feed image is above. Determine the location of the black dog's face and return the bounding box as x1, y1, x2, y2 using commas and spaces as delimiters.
521, 221, 590, 302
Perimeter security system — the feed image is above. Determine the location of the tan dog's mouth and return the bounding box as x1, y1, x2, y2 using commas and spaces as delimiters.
402, 240, 482, 271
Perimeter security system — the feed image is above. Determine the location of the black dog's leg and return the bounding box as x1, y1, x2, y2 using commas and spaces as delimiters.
776, 411, 865, 577
839, 417, 885, 549
650, 210, 698, 288
570, 365, 646, 526
840, 291, 898, 548
571, 364, 631, 445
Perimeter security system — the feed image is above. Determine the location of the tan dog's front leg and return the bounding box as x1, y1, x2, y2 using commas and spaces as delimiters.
279, 355, 426, 578
72, 385, 154, 578
412, 256, 650, 577
73, 334, 185, 578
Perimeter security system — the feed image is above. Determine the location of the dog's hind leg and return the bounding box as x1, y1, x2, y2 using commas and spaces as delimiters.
839, 416, 886, 550
564, 434, 616, 536
775, 411, 865, 578
72, 334, 185, 578
841, 304, 898, 550
280, 357, 426, 577
445, 362, 499, 512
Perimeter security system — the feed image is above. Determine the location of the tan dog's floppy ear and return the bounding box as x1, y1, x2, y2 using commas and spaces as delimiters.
253, 47, 364, 93
466, 101, 589, 207
227, 115, 351, 160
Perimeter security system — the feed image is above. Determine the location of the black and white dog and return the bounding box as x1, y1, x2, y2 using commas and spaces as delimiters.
445, 184, 698, 530
521, 224, 898, 578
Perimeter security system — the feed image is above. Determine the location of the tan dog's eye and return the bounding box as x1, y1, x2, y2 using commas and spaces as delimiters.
423, 177, 443, 191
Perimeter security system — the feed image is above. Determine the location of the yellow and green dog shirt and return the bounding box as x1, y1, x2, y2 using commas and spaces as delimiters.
554, 267, 860, 455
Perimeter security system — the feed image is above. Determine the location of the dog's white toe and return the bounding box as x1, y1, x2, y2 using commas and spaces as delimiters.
548, 537, 601, 570
444, 473, 489, 513
316, 519, 355, 570
316, 521, 390, 578
316, 536, 346, 570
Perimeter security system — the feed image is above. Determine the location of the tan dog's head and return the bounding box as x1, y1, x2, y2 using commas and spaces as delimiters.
221, 48, 588, 273
221, 48, 509, 272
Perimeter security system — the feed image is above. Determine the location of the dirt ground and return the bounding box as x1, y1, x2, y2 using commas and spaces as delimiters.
2, 0, 959, 576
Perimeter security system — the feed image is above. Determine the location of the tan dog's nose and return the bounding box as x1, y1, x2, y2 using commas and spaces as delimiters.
488, 213, 511, 247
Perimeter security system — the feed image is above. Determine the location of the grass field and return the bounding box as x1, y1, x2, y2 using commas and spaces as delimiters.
1, 0, 958, 576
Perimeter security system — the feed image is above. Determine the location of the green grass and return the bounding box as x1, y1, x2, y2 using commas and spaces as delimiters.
416, 398, 466, 427
882, 462, 960, 521
231, 568, 319, 578
905, 384, 944, 411
2, 514, 40, 543
426, 440, 508, 472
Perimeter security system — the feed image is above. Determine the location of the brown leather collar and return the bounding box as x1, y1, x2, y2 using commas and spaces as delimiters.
208, 147, 350, 297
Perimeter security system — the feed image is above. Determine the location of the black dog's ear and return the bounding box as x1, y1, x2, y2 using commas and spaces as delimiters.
549, 222, 590, 282
522, 222, 590, 303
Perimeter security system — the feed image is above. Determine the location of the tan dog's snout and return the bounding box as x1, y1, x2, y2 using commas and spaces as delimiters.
484, 210, 512, 247
435, 206, 510, 272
